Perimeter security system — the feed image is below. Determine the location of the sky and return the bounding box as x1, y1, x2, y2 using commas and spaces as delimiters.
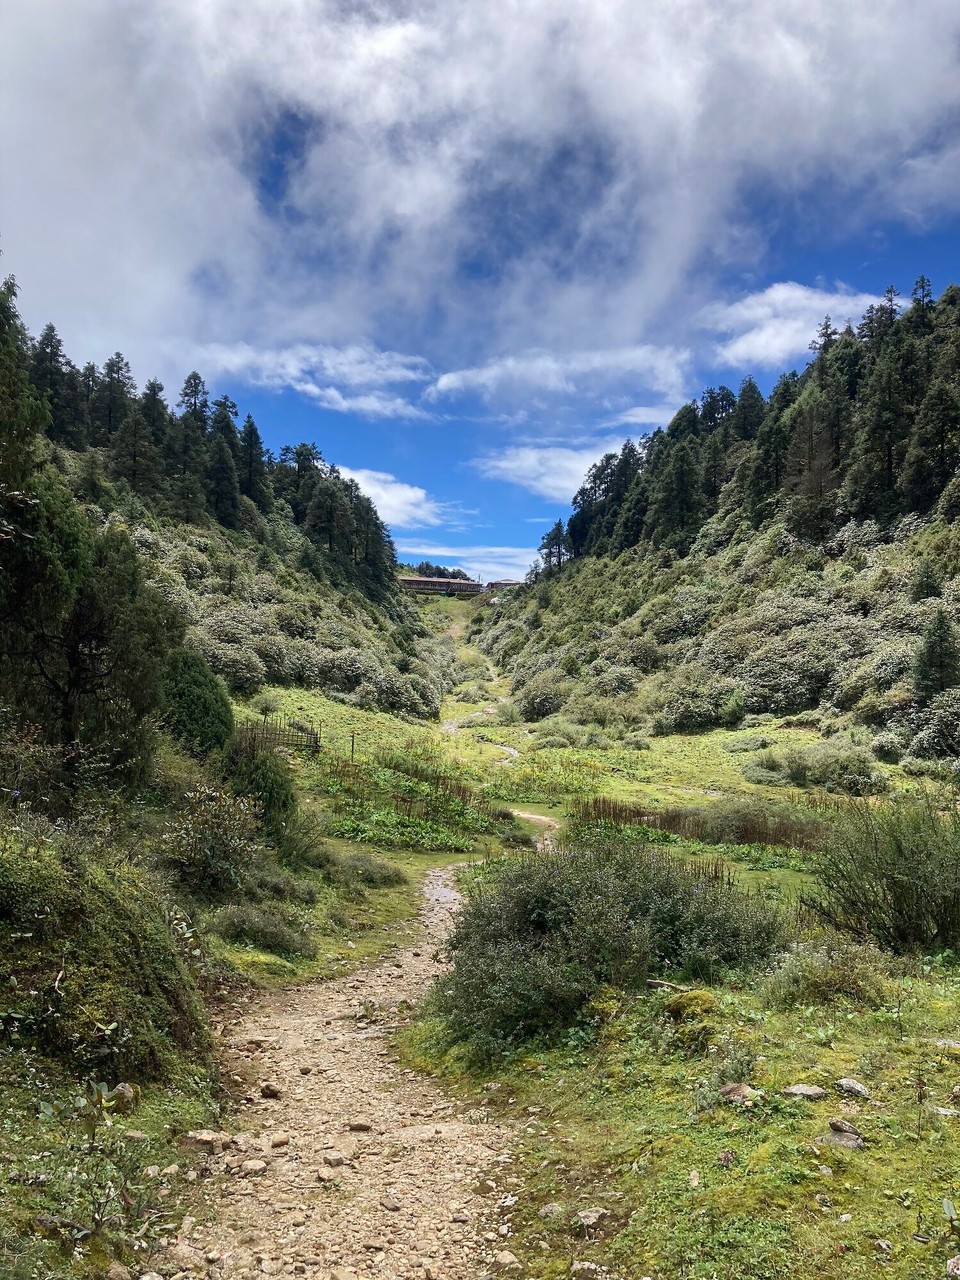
4, 2, 960, 581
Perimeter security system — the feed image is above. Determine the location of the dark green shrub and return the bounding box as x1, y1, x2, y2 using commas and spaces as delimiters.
807, 791, 960, 953
209, 902, 317, 958
515, 672, 570, 721
163, 786, 259, 898
871, 730, 904, 763
0, 819, 207, 1077
913, 607, 960, 703
434, 840, 787, 1058
278, 811, 338, 871
763, 935, 894, 1008
908, 687, 960, 758
332, 850, 407, 891
160, 649, 234, 755
222, 729, 298, 837
247, 861, 318, 904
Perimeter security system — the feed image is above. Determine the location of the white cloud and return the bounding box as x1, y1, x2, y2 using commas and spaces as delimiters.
394, 541, 537, 583
4, 0, 960, 390
613, 403, 681, 428
702, 282, 883, 368
337, 467, 453, 526
195, 341, 432, 389
428, 346, 689, 403
474, 439, 627, 501
300, 386, 431, 420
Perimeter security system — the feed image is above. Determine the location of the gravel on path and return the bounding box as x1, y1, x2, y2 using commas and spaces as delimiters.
176, 871, 515, 1280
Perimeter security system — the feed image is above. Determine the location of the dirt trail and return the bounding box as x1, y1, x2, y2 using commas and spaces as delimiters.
182, 872, 514, 1280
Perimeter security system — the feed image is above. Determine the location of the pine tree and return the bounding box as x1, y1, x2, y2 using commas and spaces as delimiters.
207, 435, 241, 528
111, 408, 161, 496
900, 381, 960, 512
729, 377, 766, 441
210, 394, 240, 457
31, 322, 86, 447
238, 414, 271, 509
644, 439, 705, 554
914, 608, 960, 703
90, 352, 136, 443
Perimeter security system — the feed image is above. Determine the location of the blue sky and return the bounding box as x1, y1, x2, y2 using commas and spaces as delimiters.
5, 1, 960, 579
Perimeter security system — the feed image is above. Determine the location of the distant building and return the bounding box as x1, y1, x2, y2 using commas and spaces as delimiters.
397, 576, 485, 595
486, 580, 522, 589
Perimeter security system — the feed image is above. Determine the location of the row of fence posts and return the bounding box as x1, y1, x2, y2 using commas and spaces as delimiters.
248, 714, 357, 761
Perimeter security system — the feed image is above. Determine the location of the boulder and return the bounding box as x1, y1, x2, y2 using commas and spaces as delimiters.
835, 1077, 870, 1099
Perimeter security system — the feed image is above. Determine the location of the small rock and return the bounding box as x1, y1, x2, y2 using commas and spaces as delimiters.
270, 1133, 291, 1148
817, 1130, 864, 1150
835, 1077, 870, 1099
875, 1240, 892, 1252
538, 1202, 565, 1219
348, 1120, 373, 1132
106, 1265, 132, 1280
717, 1149, 737, 1168
783, 1084, 827, 1101
322, 1151, 345, 1167
947, 1256, 960, 1277
818, 1165, 833, 1177
260, 1081, 283, 1099
241, 1159, 268, 1176
160, 1163, 179, 1177
144, 1165, 161, 1178
139, 1274, 164, 1280
381, 1196, 401, 1212
937, 1107, 960, 1118
182, 1129, 222, 1151
719, 1082, 761, 1105
290, 1212, 307, 1227
829, 1118, 863, 1138
124, 1130, 150, 1142
838, 1213, 852, 1223
113, 1083, 139, 1114
576, 1207, 609, 1229
571, 1265, 601, 1276
300, 1066, 312, 1075
493, 1250, 521, 1271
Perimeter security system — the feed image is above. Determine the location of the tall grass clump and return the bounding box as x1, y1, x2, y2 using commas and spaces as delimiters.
434, 840, 787, 1058
807, 790, 960, 953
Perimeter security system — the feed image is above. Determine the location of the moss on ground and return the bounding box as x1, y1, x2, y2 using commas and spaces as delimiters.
405, 966, 960, 1279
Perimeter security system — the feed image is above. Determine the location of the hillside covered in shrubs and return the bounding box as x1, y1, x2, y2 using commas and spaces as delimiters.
9, 277, 458, 724
478, 279, 960, 784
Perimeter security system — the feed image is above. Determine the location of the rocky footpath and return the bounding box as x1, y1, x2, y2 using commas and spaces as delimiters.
162, 871, 516, 1280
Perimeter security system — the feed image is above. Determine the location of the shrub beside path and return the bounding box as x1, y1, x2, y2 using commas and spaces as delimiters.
183, 871, 514, 1280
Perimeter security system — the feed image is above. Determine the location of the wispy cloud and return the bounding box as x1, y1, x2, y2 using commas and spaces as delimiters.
338, 467, 459, 527
474, 439, 627, 502
701, 282, 883, 368
302, 386, 431, 420
196, 341, 433, 388
428, 346, 689, 403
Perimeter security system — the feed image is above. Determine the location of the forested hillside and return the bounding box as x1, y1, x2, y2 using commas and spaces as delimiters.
479, 279, 960, 777
3, 278, 458, 733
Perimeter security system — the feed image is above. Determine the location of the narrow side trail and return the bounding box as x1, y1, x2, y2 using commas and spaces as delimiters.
186, 871, 515, 1280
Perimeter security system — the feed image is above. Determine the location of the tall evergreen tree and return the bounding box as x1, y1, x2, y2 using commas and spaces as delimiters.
111, 408, 162, 497
207, 434, 241, 528
914, 608, 960, 703
238, 414, 271, 510
900, 381, 960, 512
90, 352, 136, 444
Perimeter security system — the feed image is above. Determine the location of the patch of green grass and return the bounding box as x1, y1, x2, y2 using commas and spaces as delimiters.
405, 965, 960, 1280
